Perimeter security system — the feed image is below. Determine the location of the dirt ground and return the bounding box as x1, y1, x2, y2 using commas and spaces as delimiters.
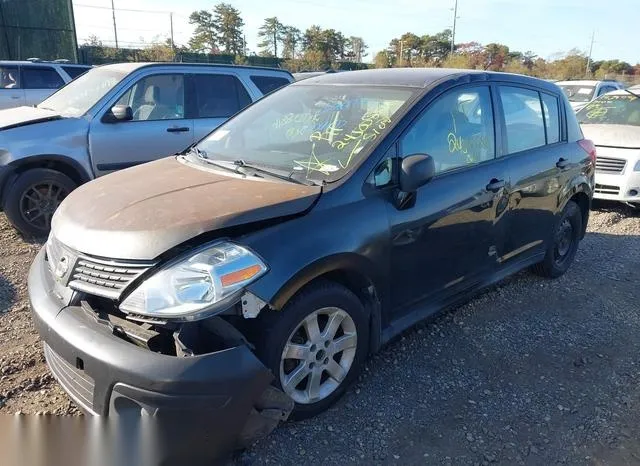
1, 202, 639, 465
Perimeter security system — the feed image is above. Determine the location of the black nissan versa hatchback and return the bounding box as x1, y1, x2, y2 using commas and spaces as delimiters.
29, 69, 595, 446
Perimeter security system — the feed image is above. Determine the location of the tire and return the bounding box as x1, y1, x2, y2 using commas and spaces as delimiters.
252, 281, 369, 420
3, 168, 77, 238
531, 200, 582, 278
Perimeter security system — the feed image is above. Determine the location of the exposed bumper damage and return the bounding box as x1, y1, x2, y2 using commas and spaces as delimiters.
28, 248, 293, 457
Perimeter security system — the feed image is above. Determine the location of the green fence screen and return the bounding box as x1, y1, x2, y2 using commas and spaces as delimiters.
0, 0, 78, 61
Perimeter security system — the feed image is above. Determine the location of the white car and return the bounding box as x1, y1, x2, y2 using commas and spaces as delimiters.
557, 80, 625, 112
0, 60, 91, 110
577, 88, 640, 208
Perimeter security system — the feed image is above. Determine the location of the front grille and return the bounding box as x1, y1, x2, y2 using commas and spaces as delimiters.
595, 156, 626, 174
69, 257, 152, 300
595, 183, 620, 195
44, 343, 95, 414
46, 235, 155, 300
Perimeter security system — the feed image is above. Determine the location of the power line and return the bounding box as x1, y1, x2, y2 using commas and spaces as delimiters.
74, 3, 172, 14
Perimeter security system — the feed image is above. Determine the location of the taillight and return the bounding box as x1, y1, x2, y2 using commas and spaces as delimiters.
578, 138, 597, 164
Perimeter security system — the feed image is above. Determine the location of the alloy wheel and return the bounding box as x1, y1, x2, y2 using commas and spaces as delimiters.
20, 182, 68, 231
279, 307, 358, 405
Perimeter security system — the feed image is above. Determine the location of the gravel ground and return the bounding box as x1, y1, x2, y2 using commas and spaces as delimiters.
1, 202, 639, 465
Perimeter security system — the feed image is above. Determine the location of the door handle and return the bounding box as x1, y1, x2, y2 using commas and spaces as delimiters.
556, 158, 570, 169
10, 96, 21, 100
486, 178, 506, 192
167, 127, 190, 133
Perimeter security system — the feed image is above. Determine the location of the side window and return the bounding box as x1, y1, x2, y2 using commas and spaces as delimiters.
499, 86, 545, 154
598, 85, 614, 97
116, 74, 185, 121
541, 93, 560, 144
62, 66, 90, 80
250, 75, 290, 95
193, 74, 252, 118
22, 66, 64, 89
400, 86, 495, 174
0, 66, 20, 89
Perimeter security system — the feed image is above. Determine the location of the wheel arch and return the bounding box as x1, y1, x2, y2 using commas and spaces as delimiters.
562, 179, 592, 239
264, 254, 386, 354
1, 155, 91, 207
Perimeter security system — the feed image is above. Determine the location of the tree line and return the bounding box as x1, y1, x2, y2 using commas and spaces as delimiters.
376, 30, 640, 81
186, 3, 367, 70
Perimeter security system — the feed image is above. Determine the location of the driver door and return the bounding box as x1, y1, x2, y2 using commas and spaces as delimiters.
89, 73, 194, 176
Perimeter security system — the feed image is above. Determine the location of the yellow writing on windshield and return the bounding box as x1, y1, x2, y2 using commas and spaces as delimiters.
273, 112, 320, 129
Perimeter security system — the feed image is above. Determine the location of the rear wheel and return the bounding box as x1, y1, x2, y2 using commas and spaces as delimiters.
253, 281, 369, 420
531, 200, 582, 278
3, 169, 76, 238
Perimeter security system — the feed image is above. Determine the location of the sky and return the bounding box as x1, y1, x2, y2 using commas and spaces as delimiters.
72, 0, 640, 64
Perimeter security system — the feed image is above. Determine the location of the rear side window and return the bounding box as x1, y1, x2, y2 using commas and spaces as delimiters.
499, 86, 545, 154
250, 75, 290, 95
0, 65, 20, 89
541, 93, 560, 144
22, 66, 65, 89
192, 74, 252, 118
62, 66, 90, 80
400, 85, 495, 174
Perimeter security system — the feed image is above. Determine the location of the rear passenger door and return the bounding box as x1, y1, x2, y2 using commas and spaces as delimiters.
498, 85, 569, 264
0, 64, 25, 109
22, 66, 65, 106
188, 73, 253, 142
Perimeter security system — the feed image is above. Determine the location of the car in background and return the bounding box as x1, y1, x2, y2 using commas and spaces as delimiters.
557, 80, 625, 112
29, 70, 593, 444
0, 62, 294, 237
577, 88, 640, 209
0, 60, 91, 109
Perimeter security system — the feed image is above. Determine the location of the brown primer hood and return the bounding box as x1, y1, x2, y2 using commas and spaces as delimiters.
52, 157, 321, 260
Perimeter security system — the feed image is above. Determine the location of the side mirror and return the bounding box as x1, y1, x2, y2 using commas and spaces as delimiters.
103, 105, 133, 123
399, 154, 435, 192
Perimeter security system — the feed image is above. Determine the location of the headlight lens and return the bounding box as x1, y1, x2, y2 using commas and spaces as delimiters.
634, 160, 640, 172
120, 242, 267, 319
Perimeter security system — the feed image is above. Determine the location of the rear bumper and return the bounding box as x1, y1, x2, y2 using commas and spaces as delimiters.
594, 170, 640, 202
28, 247, 290, 453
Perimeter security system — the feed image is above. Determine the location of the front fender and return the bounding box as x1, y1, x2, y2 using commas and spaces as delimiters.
243, 195, 391, 313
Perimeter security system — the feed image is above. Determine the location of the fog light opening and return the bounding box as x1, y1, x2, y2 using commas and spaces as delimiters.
628, 189, 639, 197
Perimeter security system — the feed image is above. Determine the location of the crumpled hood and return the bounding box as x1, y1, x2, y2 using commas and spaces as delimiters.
52, 157, 321, 260
0, 106, 61, 131
581, 124, 640, 148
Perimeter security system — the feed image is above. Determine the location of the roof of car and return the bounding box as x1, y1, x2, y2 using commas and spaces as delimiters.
291, 67, 558, 91
97, 62, 293, 76
555, 80, 620, 86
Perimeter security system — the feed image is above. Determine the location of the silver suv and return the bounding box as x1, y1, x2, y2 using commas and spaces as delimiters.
0, 62, 293, 236
0, 60, 91, 109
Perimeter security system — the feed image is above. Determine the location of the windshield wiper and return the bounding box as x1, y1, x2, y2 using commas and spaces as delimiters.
233, 160, 317, 186
623, 89, 640, 99
186, 147, 239, 174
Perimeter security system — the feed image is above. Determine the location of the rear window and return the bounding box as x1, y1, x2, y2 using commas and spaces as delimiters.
250, 75, 290, 95
192, 74, 252, 118
577, 93, 640, 126
62, 66, 91, 80
0, 65, 20, 89
558, 84, 595, 103
22, 66, 64, 89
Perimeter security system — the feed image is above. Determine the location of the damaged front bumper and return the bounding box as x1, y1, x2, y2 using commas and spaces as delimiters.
28, 248, 292, 451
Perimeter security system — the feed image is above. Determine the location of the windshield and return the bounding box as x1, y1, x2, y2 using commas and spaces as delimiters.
194, 85, 416, 183
558, 84, 595, 103
38, 68, 127, 117
577, 93, 640, 126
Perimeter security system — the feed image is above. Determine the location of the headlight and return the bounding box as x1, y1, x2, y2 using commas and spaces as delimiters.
120, 242, 267, 320
634, 160, 640, 172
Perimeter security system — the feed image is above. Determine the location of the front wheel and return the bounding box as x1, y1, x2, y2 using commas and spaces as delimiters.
531, 200, 582, 278
253, 281, 369, 420
3, 168, 76, 238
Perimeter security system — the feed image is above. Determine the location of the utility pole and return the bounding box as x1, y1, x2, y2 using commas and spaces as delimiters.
451, 0, 459, 54
400, 40, 404, 66
111, 0, 119, 49
169, 13, 175, 54
585, 30, 595, 77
